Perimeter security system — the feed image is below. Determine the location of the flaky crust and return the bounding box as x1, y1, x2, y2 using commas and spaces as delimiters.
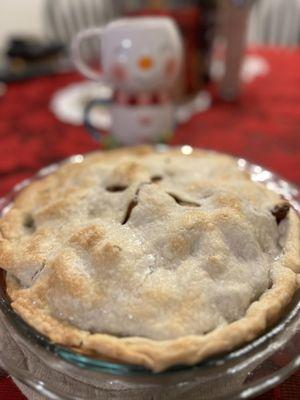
1, 146, 299, 372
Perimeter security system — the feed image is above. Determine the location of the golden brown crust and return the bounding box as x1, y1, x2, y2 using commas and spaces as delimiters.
6, 266, 298, 372
2, 146, 300, 372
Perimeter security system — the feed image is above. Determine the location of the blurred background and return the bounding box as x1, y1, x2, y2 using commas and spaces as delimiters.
1, 0, 298, 43
1, 0, 300, 49
0, 0, 299, 180
1, 0, 300, 95
0, 0, 299, 177
0, 0, 299, 186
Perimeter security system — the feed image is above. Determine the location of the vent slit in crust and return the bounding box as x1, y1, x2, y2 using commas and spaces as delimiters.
271, 202, 290, 224
122, 199, 138, 224
106, 185, 127, 192
151, 175, 163, 183
31, 263, 46, 283
167, 192, 200, 207
23, 214, 36, 233
121, 188, 140, 225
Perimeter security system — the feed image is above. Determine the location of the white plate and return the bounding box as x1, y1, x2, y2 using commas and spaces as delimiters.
50, 81, 112, 129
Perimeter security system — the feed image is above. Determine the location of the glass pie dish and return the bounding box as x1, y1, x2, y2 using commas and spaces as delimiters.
0, 146, 299, 400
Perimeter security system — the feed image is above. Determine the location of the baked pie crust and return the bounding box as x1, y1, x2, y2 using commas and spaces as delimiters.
0, 146, 299, 372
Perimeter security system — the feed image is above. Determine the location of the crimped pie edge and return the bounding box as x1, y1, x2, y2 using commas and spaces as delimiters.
6, 264, 299, 372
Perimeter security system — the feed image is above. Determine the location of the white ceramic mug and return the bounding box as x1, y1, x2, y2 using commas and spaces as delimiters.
72, 17, 183, 93
72, 17, 183, 146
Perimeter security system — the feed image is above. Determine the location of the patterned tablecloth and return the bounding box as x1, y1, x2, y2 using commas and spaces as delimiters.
0, 47, 299, 399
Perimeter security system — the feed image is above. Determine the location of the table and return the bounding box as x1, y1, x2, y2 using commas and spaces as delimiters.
0, 47, 299, 399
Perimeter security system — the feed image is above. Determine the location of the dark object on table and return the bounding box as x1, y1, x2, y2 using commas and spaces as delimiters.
0, 64, 71, 83
6, 37, 64, 62
0, 36, 69, 83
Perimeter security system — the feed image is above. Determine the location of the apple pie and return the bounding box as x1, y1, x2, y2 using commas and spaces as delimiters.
0, 146, 299, 372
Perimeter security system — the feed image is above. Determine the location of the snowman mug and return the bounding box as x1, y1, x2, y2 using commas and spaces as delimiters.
72, 17, 183, 146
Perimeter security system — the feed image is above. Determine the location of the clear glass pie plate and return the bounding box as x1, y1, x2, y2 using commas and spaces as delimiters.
0, 145, 299, 400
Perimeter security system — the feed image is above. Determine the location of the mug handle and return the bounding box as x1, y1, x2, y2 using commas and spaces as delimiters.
72, 27, 105, 81
83, 98, 112, 143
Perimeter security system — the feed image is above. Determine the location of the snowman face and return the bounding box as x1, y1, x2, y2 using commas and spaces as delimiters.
101, 18, 183, 93
111, 103, 174, 145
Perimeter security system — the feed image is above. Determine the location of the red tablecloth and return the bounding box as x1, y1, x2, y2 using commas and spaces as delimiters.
0, 47, 299, 399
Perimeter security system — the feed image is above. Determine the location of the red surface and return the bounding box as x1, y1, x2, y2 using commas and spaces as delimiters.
0, 378, 26, 400
0, 47, 299, 399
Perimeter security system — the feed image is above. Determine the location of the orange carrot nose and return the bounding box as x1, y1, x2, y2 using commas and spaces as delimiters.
138, 56, 154, 70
